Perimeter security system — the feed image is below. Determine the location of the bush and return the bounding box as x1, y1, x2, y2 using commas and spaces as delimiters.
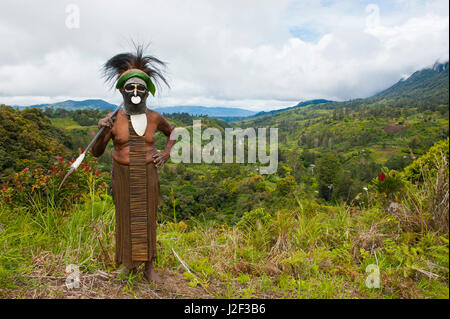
404, 138, 449, 182
0, 151, 107, 211
370, 167, 405, 199
276, 175, 297, 195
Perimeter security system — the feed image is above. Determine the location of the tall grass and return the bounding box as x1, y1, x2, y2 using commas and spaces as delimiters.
0, 190, 116, 293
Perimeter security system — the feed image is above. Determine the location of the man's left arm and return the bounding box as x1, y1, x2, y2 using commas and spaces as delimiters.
153, 114, 176, 168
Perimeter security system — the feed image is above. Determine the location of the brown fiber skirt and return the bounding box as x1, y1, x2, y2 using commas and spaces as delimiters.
112, 159, 159, 269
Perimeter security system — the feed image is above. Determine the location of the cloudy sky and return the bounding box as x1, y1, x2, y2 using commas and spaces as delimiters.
0, 0, 448, 111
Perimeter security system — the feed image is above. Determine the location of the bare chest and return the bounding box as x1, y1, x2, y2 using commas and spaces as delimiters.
111, 113, 158, 146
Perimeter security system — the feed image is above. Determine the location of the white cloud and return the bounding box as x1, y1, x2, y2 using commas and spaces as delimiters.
0, 0, 448, 111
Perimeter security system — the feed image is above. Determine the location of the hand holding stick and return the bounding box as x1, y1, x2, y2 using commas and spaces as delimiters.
58, 103, 123, 190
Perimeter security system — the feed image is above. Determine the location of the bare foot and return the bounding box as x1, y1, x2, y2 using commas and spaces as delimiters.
144, 263, 162, 285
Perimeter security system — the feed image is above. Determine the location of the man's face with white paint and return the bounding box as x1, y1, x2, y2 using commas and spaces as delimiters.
120, 77, 149, 115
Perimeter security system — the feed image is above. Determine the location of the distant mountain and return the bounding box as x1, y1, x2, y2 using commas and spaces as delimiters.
14, 61, 448, 119
152, 106, 256, 118
18, 99, 117, 111
245, 62, 449, 121
374, 61, 449, 103
249, 99, 333, 119
237, 61, 449, 130
16, 100, 257, 119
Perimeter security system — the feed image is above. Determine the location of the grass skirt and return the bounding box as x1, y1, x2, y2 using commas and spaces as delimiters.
112, 159, 158, 269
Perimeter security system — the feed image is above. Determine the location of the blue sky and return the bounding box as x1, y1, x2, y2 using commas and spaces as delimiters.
0, 0, 448, 111
289, 27, 322, 43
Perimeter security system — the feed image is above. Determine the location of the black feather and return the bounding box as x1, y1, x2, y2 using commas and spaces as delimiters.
102, 43, 169, 92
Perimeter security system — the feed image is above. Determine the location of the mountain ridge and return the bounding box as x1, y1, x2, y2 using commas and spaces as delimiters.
10, 61, 449, 119
16, 99, 117, 111
373, 61, 449, 101
152, 105, 256, 117
15, 101, 257, 118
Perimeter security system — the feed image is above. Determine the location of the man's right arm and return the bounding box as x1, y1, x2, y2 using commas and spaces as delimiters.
92, 113, 113, 157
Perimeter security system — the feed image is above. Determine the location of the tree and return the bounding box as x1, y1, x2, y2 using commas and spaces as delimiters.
301, 149, 316, 167
276, 175, 297, 195
317, 153, 342, 201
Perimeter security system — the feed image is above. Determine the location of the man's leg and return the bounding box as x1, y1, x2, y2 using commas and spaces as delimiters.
144, 258, 162, 284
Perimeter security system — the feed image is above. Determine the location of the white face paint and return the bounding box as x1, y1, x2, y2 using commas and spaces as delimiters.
131, 96, 141, 104
122, 77, 148, 115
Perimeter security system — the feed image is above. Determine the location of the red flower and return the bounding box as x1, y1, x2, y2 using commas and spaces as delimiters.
392, 173, 396, 177
23, 167, 29, 173
101, 183, 106, 188
70, 158, 75, 163
79, 148, 85, 154
95, 170, 100, 176
378, 173, 386, 182
57, 156, 64, 164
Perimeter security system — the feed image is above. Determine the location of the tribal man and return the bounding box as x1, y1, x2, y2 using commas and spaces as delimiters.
92, 46, 176, 283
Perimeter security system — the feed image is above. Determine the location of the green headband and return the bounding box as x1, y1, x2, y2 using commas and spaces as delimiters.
116, 71, 156, 96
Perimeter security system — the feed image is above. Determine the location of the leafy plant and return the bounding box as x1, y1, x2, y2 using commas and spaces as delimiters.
370, 167, 405, 199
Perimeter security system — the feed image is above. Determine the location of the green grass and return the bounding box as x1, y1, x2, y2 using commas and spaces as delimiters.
51, 118, 95, 130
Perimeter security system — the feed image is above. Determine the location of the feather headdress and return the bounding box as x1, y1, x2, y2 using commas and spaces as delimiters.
102, 44, 169, 96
